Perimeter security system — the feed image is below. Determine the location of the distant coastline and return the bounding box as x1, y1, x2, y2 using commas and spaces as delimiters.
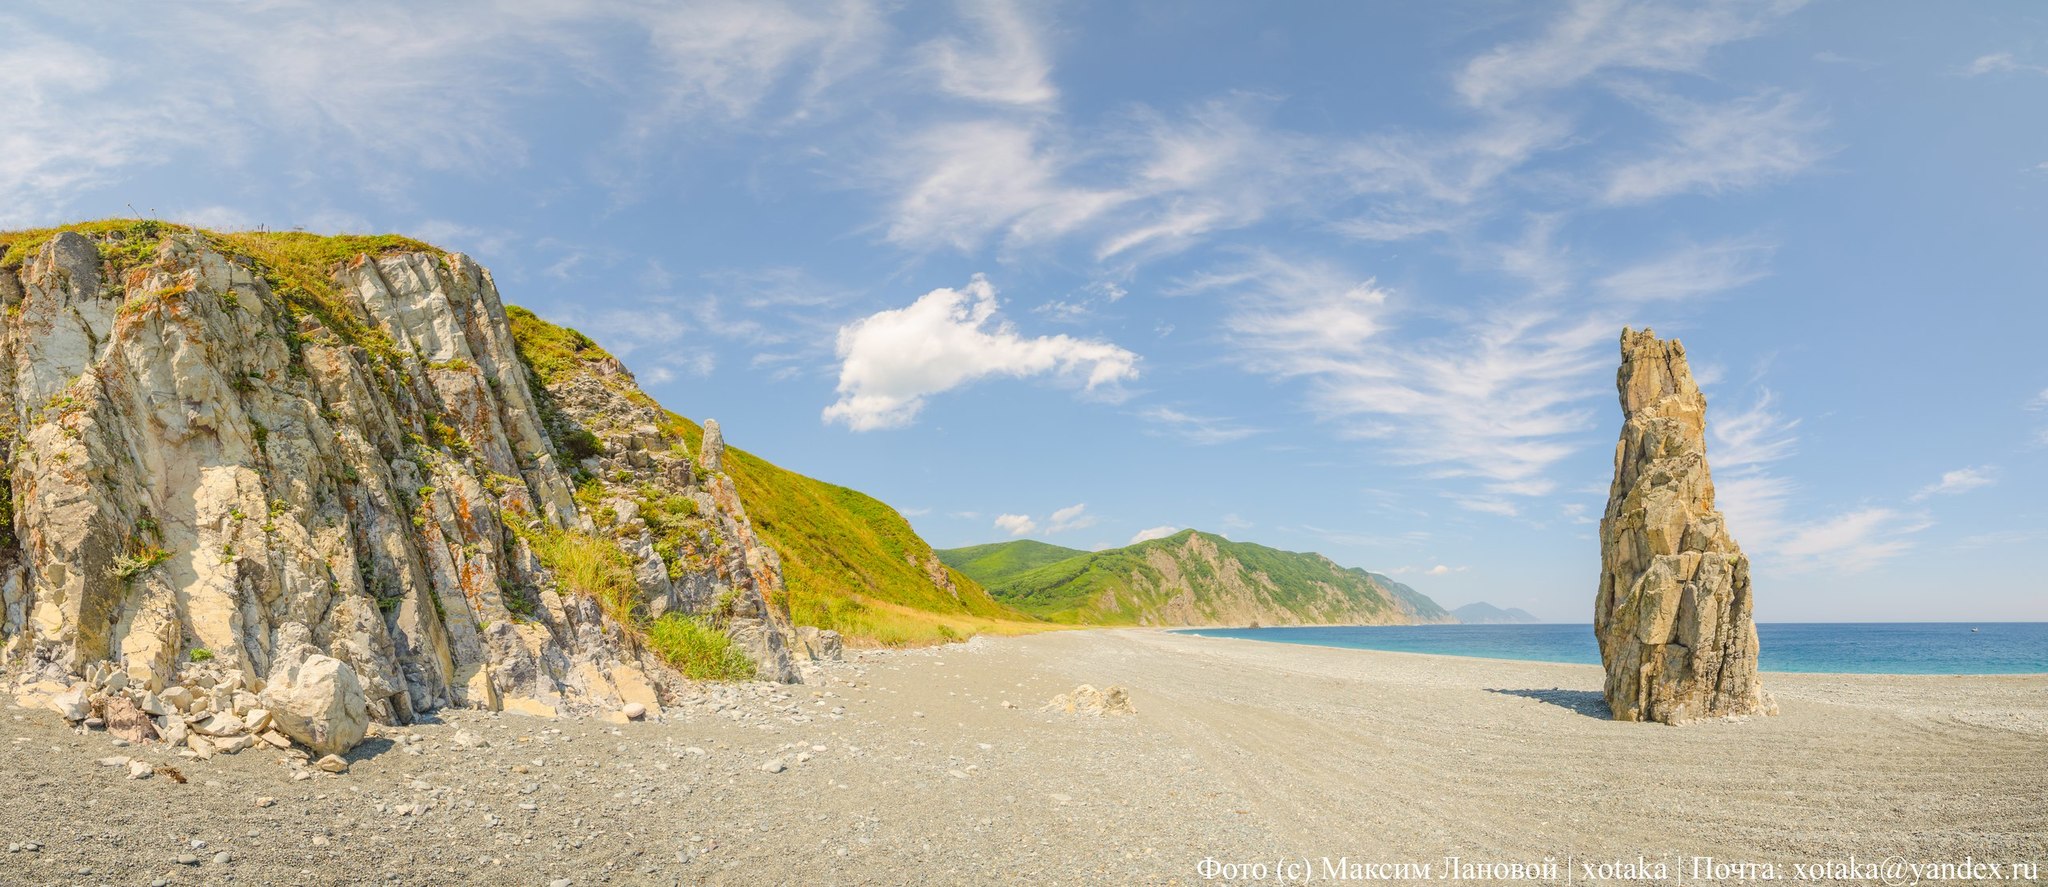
1173, 623, 2048, 676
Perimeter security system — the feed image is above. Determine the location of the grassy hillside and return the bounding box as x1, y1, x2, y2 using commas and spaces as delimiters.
503, 306, 1048, 648
950, 531, 1451, 627
936, 540, 1086, 587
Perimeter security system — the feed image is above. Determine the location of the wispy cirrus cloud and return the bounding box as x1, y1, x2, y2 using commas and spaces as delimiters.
1455, 0, 1803, 110
1964, 52, 2048, 77
1911, 466, 1997, 501
1604, 88, 1828, 204
1138, 407, 1262, 445
1709, 387, 1929, 573
1598, 237, 1776, 302
919, 0, 1057, 108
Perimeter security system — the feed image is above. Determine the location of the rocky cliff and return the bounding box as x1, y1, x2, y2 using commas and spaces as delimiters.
941, 530, 1450, 627
0, 221, 838, 731
1595, 328, 1773, 724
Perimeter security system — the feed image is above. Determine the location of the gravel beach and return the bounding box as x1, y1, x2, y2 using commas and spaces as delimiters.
2, 629, 2043, 885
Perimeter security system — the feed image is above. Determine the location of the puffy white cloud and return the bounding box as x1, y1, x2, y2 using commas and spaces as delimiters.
994, 513, 1037, 536
823, 275, 1139, 430
1129, 526, 1180, 545
1911, 467, 1997, 501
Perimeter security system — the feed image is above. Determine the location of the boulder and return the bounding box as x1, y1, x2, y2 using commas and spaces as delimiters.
1595, 328, 1775, 724
1043, 684, 1134, 716
103, 695, 158, 744
260, 651, 370, 755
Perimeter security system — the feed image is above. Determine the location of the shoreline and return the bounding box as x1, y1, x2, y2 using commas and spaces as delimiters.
4, 629, 2042, 884
1168, 622, 2048, 677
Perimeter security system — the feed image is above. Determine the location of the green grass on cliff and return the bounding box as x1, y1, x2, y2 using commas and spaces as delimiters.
659, 415, 1048, 646
1, 220, 436, 366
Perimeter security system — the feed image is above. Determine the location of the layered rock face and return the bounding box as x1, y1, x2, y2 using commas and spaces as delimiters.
0, 226, 798, 739
1595, 328, 1774, 724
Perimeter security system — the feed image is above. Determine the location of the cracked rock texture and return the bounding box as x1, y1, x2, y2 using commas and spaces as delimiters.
0, 228, 797, 730
1595, 328, 1774, 724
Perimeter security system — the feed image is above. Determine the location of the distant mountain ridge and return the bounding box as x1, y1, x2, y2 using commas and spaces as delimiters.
938, 530, 1451, 627
1451, 602, 1543, 624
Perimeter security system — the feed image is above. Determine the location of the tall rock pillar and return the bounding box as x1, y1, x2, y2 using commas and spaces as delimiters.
1596, 328, 1775, 724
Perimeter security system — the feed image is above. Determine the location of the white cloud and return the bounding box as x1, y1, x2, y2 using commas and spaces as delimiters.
1705, 382, 1929, 573
1211, 250, 1616, 502
2028, 388, 2048, 410
1138, 407, 1261, 445
1129, 525, 1180, 545
1597, 237, 1775, 302
994, 513, 1037, 536
1389, 564, 1470, 576
1455, 0, 1801, 109
637, 0, 885, 123
1605, 89, 1827, 204
1775, 508, 1928, 573
1046, 503, 1096, 534
1965, 52, 2048, 77
0, 23, 207, 224
880, 120, 1128, 252
919, 0, 1056, 108
1911, 466, 1997, 501
1712, 390, 1801, 470
823, 274, 1140, 430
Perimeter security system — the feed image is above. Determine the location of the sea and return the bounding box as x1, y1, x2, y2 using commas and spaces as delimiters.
1172, 623, 2048, 675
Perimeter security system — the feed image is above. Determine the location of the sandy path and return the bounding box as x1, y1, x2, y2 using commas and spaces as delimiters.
1, 629, 2042, 885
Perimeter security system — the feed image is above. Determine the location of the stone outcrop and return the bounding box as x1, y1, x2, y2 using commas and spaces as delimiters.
260, 644, 369, 756
1595, 328, 1774, 724
0, 225, 800, 737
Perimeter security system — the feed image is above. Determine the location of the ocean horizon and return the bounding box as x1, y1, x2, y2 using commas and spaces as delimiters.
1173, 622, 2048, 675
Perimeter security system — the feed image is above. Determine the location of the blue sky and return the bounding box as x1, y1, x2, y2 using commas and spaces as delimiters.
7, 1, 2044, 621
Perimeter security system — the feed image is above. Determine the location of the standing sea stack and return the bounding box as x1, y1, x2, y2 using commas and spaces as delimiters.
1595, 328, 1775, 724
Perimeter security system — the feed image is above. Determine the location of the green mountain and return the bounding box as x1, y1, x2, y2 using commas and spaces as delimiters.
936, 540, 1087, 587
939, 530, 1452, 627
1451, 602, 1542, 624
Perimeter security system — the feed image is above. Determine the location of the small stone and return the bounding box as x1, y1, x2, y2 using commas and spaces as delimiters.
550, 880, 573, 887
127, 760, 153, 779
176, 852, 199, 865
760, 758, 786, 773
622, 702, 646, 721
450, 730, 489, 750
316, 754, 349, 773
312, 835, 330, 847
214, 851, 232, 864
796, 752, 813, 763
254, 796, 276, 808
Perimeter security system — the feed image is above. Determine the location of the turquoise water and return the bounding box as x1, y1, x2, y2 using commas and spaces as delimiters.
1172, 623, 2048, 675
